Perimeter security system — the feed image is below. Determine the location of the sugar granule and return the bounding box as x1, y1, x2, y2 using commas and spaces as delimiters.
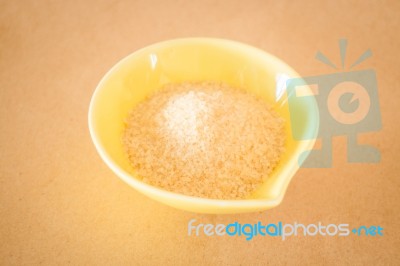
122, 82, 285, 200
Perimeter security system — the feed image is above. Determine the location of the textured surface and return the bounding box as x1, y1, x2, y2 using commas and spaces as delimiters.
1, 0, 399, 265
123, 82, 285, 199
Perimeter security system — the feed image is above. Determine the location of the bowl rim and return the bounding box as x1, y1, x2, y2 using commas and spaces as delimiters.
88, 37, 318, 211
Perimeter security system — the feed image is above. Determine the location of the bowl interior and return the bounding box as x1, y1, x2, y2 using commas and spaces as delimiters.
89, 38, 318, 213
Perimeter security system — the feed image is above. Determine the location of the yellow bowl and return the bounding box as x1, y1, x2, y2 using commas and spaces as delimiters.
88, 38, 318, 214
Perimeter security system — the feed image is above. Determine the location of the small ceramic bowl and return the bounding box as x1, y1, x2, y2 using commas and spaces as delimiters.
88, 38, 318, 214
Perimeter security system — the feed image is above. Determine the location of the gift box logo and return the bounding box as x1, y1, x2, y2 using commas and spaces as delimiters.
287, 39, 382, 168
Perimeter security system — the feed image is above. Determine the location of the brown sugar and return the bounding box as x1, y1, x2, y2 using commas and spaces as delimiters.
122, 82, 285, 200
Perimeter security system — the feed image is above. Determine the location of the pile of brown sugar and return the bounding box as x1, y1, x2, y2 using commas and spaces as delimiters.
122, 82, 285, 200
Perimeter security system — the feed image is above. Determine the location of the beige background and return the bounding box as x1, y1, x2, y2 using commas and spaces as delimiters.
1, 0, 399, 265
